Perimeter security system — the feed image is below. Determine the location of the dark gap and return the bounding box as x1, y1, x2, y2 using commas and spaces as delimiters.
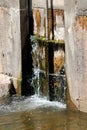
48, 0, 55, 101
49, 43, 55, 101
54, 43, 65, 52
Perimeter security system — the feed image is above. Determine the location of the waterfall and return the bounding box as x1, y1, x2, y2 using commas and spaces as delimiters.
30, 35, 66, 103
30, 35, 43, 96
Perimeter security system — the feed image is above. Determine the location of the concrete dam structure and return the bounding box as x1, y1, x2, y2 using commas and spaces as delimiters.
65, 0, 87, 113
0, 0, 87, 113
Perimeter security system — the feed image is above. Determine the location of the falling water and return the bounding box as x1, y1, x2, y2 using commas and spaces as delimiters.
30, 35, 66, 103
30, 35, 41, 96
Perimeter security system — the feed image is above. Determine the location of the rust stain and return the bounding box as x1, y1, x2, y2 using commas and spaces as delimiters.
66, 79, 78, 111
33, 8, 64, 38
48, 9, 64, 38
76, 16, 87, 30
44, 16, 46, 37
35, 9, 41, 36
56, 9, 64, 21
54, 56, 64, 73
54, 81, 59, 87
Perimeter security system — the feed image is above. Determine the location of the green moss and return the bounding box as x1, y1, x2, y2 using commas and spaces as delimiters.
36, 36, 65, 45
17, 78, 22, 95
16, 72, 22, 95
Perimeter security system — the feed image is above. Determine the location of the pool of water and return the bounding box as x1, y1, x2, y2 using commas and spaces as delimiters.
0, 95, 87, 130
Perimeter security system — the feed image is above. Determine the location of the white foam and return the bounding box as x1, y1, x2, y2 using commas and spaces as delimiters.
0, 94, 66, 113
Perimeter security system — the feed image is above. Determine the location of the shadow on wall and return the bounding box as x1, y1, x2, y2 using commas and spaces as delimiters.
8, 79, 16, 96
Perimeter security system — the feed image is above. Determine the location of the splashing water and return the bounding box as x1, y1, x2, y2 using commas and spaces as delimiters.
0, 95, 66, 113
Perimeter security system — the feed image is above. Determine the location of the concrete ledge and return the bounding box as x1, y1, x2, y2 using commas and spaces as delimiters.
0, 74, 20, 97
0, 74, 10, 97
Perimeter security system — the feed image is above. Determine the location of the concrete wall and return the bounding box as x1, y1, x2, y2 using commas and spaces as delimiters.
32, 0, 64, 9
0, 0, 22, 96
65, 0, 87, 113
32, 0, 65, 42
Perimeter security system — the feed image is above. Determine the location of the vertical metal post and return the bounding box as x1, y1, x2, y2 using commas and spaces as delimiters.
22, 0, 34, 96
26, 0, 33, 34
45, 0, 49, 99
45, 0, 54, 101
50, 0, 54, 40
26, 0, 29, 33
46, 0, 49, 40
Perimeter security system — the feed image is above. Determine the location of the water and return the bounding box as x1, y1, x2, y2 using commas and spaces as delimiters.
0, 36, 86, 129
30, 35, 66, 102
0, 95, 87, 130
0, 95, 66, 113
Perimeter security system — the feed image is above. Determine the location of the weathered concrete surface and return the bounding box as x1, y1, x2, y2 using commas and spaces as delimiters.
0, 74, 10, 97
0, 0, 21, 96
65, 0, 87, 113
32, 0, 65, 41
32, 0, 64, 9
